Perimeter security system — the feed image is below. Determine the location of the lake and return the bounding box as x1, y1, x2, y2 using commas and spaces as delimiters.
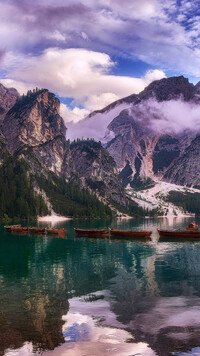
1, 217, 200, 356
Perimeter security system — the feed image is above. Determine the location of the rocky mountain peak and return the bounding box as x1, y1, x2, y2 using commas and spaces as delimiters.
2, 89, 66, 154
138, 76, 194, 102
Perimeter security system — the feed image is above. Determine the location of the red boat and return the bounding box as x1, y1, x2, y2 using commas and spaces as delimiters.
11, 226, 28, 233
109, 228, 152, 238
46, 228, 66, 236
158, 229, 200, 238
158, 223, 200, 238
28, 227, 46, 234
74, 228, 108, 237
4, 224, 21, 231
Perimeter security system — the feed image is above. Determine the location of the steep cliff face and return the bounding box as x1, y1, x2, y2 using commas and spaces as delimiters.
164, 135, 200, 188
0, 83, 19, 164
152, 135, 181, 174
2, 90, 66, 154
2, 90, 69, 177
105, 109, 159, 180
66, 140, 125, 205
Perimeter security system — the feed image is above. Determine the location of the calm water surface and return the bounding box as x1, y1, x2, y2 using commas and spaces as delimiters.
1, 217, 200, 356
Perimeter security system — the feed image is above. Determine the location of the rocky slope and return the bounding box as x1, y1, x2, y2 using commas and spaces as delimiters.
164, 135, 200, 188
0, 84, 19, 164
2, 89, 69, 176
105, 77, 198, 184
67, 140, 125, 205
0, 86, 126, 211
72, 76, 199, 190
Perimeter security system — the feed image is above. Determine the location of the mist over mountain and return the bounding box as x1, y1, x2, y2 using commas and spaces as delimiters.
67, 76, 200, 141
66, 76, 200, 190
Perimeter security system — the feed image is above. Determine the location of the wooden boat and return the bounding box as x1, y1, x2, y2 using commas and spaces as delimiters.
28, 227, 46, 234
109, 228, 152, 238
158, 229, 200, 238
4, 224, 21, 231
74, 228, 108, 237
11, 226, 28, 233
158, 222, 200, 238
46, 228, 66, 236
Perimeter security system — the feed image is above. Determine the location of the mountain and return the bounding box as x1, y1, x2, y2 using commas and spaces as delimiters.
1, 75, 200, 220
66, 75, 200, 217
73, 76, 199, 190
0, 86, 126, 220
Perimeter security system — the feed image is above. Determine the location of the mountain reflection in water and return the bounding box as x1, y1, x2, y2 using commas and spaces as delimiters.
1, 217, 200, 356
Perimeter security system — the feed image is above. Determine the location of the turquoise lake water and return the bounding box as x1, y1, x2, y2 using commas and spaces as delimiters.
1, 217, 200, 356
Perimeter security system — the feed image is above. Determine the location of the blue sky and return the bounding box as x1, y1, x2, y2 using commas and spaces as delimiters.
0, 0, 200, 122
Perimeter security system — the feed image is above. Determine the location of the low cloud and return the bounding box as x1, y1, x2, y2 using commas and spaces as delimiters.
60, 104, 89, 124
135, 99, 200, 134
66, 102, 131, 141
67, 98, 200, 142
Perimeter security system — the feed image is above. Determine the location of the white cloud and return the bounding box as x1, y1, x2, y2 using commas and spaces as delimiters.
1, 0, 200, 78
2, 48, 165, 114
0, 78, 32, 95
144, 99, 200, 133
60, 103, 89, 124
67, 102, 131, 141
85, 92, 119, 111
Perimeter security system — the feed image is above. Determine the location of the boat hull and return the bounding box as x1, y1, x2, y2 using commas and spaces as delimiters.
4, 224, 21, 231
158, 230, 200, 238
74, 228, 108, 237
11, 227, 28, 233
28, 227, 46, 234
109, 229, 152, 238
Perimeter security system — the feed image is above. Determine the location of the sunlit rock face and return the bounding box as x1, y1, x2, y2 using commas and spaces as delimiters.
1, 89, 69, 176
2, 90, 66, 154
0, 83, 19, 165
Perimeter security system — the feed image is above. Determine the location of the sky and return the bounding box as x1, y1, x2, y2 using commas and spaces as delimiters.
0, 0, 200, 123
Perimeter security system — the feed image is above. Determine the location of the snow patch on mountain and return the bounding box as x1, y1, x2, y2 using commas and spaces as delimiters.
126, 179, 200, 217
